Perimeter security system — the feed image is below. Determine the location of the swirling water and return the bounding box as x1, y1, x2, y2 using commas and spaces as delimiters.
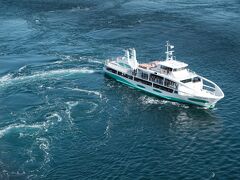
0, 0, 239, 179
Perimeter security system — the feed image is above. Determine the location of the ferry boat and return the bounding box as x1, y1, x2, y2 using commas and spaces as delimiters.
103, 41, 224, 108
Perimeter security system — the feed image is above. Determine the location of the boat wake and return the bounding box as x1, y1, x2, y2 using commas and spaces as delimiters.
54, 54, 103, 65
0, 123, 43, 139
0, 111, 65, 179
0, 112, 63, 139
0, 67, 96, 88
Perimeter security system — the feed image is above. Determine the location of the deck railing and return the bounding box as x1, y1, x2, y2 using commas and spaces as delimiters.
201, 76, 224, 98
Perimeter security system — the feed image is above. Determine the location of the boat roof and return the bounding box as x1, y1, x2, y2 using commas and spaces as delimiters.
160, 60, 188, 69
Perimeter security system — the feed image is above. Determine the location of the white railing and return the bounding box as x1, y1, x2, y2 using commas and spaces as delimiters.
200, 76, 224, 98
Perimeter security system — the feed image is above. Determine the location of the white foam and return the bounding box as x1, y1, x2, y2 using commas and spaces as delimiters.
37, 137, 49, 151
139, 95, 190, 108
139, 95, 162, 105
18, 65, 27, 72
65, 101, 79, 124
87, 59, 103, 64
52, 60, 63, 64
66, 101, 79, 110
36, 137, 51, 164
70, 6, 90, 12
86, 102, 98, 113
0, 74, 13, 83
46, 112, 62, 122
0, 112, 63, 138
0, 123, 43, 138
104, 120, 112, 138
65, 87, 102, 98
57, 54, 103, 65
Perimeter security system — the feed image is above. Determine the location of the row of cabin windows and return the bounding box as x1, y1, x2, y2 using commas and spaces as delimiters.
173, 67, 187, 72
134, 77, 152, 86
106, 67, 133, 80
153, 84, 174, 93
150, 74, 177, 89
149, 74, 164, 85
106, 67, 117, 74
118, 71, 133, 80
134, 73, 177, 93
106, 67, 176, 93
161, 65, 187, 72
137, 71, 178, 91
181, 77, 201, 83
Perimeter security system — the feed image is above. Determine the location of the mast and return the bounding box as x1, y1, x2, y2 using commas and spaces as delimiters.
165, 41, 175, 61
126, 48, 138, 70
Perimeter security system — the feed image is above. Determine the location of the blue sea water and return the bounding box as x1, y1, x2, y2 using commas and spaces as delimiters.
0, 0, 240, 179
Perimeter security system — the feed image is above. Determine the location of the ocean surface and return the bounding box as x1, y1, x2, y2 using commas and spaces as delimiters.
0, 0, 239, 179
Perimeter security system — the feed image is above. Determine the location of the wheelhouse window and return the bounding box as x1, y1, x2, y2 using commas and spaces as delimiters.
161, 65, 173, 72
181, 78, 192, 83
181, 77, 201, 83
192, 77, 201, 83
173, 67, 187, 72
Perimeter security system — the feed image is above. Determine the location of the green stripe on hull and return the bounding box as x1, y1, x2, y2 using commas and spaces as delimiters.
137, 85, 145, 89
188, 98, 208, 103
153, 89, 162, 93
105, 72, 211, 108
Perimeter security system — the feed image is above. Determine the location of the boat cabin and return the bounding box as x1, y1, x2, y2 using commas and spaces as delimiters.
158, 60, 188, 75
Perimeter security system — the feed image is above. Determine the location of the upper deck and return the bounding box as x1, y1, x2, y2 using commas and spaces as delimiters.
159, 59, 188, 70
139, 59, 195, 81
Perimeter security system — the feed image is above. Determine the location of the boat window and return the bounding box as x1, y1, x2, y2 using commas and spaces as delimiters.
134, 77, 152, 86
132, 69, 137, 76
161, 65, 173, 72
118, 71, 123, 76
141, 72, 148, 80
123, 73, 133, 80
173, 67, 187, 72
106, 67, 117, 74
181, 78, 192, 83
118, 71, 133, 80
164, 79, 177, 89
149, 74, 164, 85
192, 77, 201, 83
